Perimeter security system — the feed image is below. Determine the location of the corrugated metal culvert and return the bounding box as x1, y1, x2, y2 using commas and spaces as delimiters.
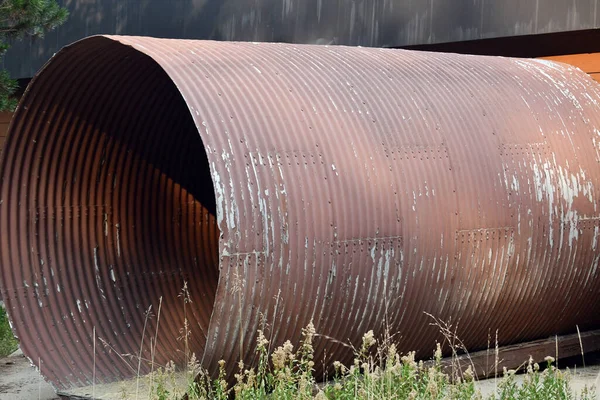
1, 36, 600, 391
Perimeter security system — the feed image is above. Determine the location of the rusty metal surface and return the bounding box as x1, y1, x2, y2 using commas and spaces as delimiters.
1, 36, 600, 391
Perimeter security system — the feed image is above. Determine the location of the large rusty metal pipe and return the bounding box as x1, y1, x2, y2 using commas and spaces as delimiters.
1, 36, 600, 391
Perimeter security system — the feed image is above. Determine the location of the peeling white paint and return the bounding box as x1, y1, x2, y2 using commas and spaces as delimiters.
511, 175, 519, 192
93, 247, 100, 272
104, 213, 108, 237
116, 224, 121, 258
211, 162, 225, 227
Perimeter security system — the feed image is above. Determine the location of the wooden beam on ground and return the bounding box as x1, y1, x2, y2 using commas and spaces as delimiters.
439, 329, 600, 379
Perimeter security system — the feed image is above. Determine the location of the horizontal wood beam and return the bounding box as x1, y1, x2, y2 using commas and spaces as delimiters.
438, 329, 600, 379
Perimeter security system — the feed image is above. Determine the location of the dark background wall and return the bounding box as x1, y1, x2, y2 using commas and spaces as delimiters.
4, 0, 600, 79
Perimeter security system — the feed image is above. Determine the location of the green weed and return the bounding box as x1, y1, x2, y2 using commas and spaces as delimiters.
0, 304, 18, 358
97, 283, 599, 399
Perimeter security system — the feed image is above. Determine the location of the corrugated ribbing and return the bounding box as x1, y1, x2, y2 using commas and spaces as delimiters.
1, 36, 600, 390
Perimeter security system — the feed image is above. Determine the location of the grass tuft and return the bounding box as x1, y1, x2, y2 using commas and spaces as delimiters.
2, 284, 597, 400
222, 328, 597, 400
92, 283, 600, 399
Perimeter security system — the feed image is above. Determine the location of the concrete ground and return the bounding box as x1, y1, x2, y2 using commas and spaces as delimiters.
0, 299, 59, 399
0, 347, 188, 400
0, 349, 58, 400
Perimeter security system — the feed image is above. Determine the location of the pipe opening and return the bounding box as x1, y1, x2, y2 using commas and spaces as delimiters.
0, 37, 220, 389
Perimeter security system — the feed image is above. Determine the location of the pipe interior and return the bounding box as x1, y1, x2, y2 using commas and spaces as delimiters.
2, 39, 220, 387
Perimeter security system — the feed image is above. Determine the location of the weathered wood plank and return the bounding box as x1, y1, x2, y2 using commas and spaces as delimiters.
439, 329, 600, 379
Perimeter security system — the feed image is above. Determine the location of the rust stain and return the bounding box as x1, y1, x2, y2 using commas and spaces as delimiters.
0, 36, 600, 391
